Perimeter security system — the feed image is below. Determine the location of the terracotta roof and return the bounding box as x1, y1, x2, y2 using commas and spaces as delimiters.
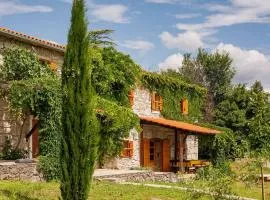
0, 27, 65, 53
140, 116, 221, 135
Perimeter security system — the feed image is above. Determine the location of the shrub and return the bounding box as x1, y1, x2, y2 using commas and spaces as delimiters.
1, 136, 27, 160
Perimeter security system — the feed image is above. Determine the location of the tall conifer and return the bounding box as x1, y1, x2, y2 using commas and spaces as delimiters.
61, 0, 99, 199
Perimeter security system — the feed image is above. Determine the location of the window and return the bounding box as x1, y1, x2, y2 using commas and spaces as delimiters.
49, 62, 57, 71
39, 58, 57, 71
121, 140, 134, 158
151, 92, 163, 111
181, 98, 188, 115
128, 90, 135, 107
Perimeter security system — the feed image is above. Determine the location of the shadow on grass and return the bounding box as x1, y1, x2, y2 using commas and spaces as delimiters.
0, 189, 39, 200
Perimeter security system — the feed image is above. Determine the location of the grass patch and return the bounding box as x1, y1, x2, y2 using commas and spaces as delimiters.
0, 181, 210, 200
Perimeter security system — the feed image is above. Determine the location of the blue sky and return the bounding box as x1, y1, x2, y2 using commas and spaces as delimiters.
1, 0, 270, 90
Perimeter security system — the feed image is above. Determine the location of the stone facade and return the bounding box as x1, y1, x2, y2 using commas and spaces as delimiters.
0, 33, 65, 153
132, 87, 161, 118
106, 87, 199, 170
0, 99, 31, 151
0, 35, 64, 68
0, 161, 43, 182
185, 135, 198, 160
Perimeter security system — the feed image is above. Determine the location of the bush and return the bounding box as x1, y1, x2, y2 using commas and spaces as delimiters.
1, 136, 27, 160
196, 163, 235, 200
38, 156, 61, 181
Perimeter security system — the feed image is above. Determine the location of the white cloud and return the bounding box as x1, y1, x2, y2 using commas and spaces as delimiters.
122, 40, 154, 52
91, 4, 129, 23
145, 0, 177, 4
177, 0, 270, 32
158, 53, 184, 71
0, 1, 52, 16
215, 43, 270, 91
175, 13, 201, 19
159, 31, 203, 52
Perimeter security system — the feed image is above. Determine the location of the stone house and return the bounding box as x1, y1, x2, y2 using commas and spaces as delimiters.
0, 27, 220, 172
0, 27, 65, 158
106, 88, 220, 172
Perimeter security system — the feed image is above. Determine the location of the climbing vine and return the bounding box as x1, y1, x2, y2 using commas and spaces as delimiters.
141, 71, 206, 122
0, 47, 141, 179
0, 47, 62, 180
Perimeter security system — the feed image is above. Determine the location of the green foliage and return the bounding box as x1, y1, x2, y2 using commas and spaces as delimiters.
0, 47, 61, 180
97, 97, 139, 165
0, 48, 52, 81
196, 163, 235, 200
141, 71, 206, 122
91, 47, 141, 106
61, 0, 99, 199
181, 49, 235, 106
9, 76, 62, 180
1, 136, 27, 160
89, 29, 115, 47
214, 82, 270, 154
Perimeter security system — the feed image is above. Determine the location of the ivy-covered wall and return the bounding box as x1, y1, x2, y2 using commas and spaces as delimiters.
140, 71, 207, 123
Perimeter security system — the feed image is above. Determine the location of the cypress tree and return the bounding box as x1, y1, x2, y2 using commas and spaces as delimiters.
61, 0, 99, 199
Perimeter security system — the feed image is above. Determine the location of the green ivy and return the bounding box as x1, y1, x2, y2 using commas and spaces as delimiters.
0, 47, 62, 180
141, 71, 206, 122
0, 48, 52, 81
97, 97, 139, 165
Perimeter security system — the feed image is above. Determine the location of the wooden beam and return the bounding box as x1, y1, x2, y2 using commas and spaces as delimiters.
179, 133, 186, 173
174, 129, 178, 161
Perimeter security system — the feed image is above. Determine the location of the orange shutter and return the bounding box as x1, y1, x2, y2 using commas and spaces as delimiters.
181, 99, 188, 115
143, 139, 150, 167
49, 62, 57, 71
159, 96, 163, 111
162, 139, 170, 172
151, 92, 163, 111
128, 141, 134, 157
151, 93, 156, 111
128, 91, 135, 107
32, 119, 39, 158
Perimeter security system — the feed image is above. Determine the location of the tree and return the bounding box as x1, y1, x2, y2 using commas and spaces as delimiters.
61, 0, 99, 199
178, 49, 235, 121
89, 29, 115, 47
214, 81, 270, 153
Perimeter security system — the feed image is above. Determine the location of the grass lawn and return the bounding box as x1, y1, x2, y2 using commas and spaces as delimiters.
0, 181, 210, 200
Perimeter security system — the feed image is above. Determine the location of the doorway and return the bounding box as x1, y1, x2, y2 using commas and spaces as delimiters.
150, 139, 162, 171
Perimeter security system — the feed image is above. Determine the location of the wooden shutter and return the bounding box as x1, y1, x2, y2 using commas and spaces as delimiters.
128, 141, 134, 157
143, 139, 150, 167
151, 92, 163, 111
159, 96, 163, 111
49, 62, 57, 71
181, 99, 188, 115
151, 93, 156, 111
128, 91, 135, 107
32, 119, 39, 158
162, 139, 170, 172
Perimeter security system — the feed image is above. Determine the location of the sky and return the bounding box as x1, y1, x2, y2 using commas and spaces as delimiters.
0, 0, 270, 90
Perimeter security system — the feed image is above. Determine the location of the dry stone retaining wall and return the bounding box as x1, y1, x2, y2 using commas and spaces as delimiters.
0, 161, 43, 182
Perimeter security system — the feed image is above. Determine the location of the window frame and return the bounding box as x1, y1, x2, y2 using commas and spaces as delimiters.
151, 92, 163, 112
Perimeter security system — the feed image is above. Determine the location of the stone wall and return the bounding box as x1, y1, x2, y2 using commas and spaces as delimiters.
0, 34, 65, 153
185, 135, 198, 160
0, 161, 43, 182
103, 128, 141, 170
132, 87, 161, 118
95, 171, 178, 183
0, 35, 64, 68
0, 99, 30, 151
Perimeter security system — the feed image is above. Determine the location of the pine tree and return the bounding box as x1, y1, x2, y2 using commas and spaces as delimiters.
61, 0, 99, 199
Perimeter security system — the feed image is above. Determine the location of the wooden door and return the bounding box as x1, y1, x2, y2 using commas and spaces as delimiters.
162, 139, 170, 172
32, 119, 39, 158
142, 138, 150, 167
